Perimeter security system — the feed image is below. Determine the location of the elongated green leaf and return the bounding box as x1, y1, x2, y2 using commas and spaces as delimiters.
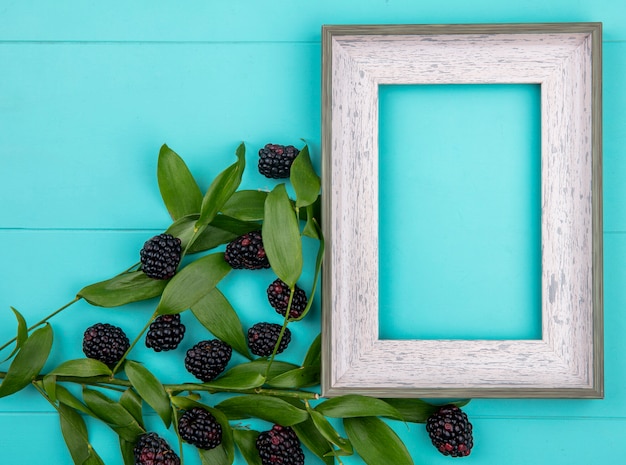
1, 307, 28, 363
222, 190, 268, 221
50, 358, 112, 378
199, 444, 231, 465
119, 438, 136, 465
191, 288, 251, 358
309, 410, 352, 454
202, 370, 265, 391
316, 395, 403, 420
216, 395, 308, 425
303, 333, 321, 367
58, 403, 104, 465
291, 419, 336, 465
43, 374, 57, 403
83, 388, 144, 442
381, 398, 470, 423
266, 366, 319, 389
56, 385, 94, 417
290, 145, 321, 208
0, 324, 53, 398
125, 360, 171, 427
262, 184, 302, 287
156, 253, 231, 314
302, 203, 320, 239
196, 143, 246, 229
344, 417, 413, 465
233, 429, 263, 465
78, 271, 167, 307
292, 230, 324, 321
225, 359, 299, 380
158, 144, 203, 220
120, 388, 144, 426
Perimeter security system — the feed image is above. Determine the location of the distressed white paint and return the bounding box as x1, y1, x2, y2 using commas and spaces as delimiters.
321, 23, 603, 398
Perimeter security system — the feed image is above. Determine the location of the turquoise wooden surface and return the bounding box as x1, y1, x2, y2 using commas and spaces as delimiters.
1, 1, 624, 464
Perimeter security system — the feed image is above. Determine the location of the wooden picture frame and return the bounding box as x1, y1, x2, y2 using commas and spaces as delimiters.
321, 23, 603, 398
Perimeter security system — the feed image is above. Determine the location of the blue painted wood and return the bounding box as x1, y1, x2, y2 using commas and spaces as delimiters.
0, 2, 623, 464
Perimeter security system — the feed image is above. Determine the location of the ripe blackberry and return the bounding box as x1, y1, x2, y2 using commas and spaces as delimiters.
184, 339, 232, 382
258, 144, 300, 179
224, 230, 270, 270
140, 233, 182, 280
145, 314, 186, 352
426, 405, 473, 457
178, 407, 222, 450
82, 323, 130, 367
248, 323, 291, 357
256, 424, 304, 465
134, 432, 180, 465
267, 279, 308, 319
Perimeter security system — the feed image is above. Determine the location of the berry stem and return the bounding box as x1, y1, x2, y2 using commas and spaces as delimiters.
111, 311, 157, 375
0, 296, 82, 353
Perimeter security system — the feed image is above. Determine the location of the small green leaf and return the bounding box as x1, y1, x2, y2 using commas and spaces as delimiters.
58, 403, 104, 465
56, 385, 94, 417
216, 395, 309, 425
266, 366, 320, 388
291, 419, 336, 465
302, 203, 321, 239
82, 388, 144, 442
191, 289, 251, 358
344, 417, 413, 465
381, 398, 470, 423
156, 253, 231, 314
262, 184, 303, 287
0, 324, 53, 398
224, 359, 299, 380
292, 230, 324, 321
1, 307, 28, 363
202, 369, 265, 391
120, 388, 144, 427
303, 333, 321, 368
157, 144, 203, 220
290, 145, 321, 208
222, 190, 268, 221
50, 358, 112, 378
119, 438, 136, 465
125, 360, 171, 427
43, 374, 57, 403
78, 271, 167, 307
189, 215, 261, 254
199, 444, 231, 465
316, 395, 403, 420
196, 143, 246, 229
233, 429, 263, 465
309, 410, 352, 454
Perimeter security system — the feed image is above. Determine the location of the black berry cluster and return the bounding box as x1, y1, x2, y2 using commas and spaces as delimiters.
178, 407, 223, 450
267, 278, 308, 319
248, 322, 291, 357
184, 339, 232, 382
133, 432, 180, 465
224, 231, 270, 270
140, 233, 182, 280
82, 323, 130, 367
145, 314, 186, 352
258, 144, 300, 179
426, 405, 474, 457
256, 424, 305, 465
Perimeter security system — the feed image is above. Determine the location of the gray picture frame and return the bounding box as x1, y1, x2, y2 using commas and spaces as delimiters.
321, 23, 603, 398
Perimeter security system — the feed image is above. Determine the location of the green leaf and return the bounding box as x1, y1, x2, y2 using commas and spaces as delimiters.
119, 438, 136, 465
50, 358, 112, 378
58, 403, 104, 465
291, 419, 336, 465
199, 444, 231, 465
78, 271, 167, 307
156, 253, 231, 314
309, 410, 353, 454
125, 360, 171, 427
0, 324, 53, 398
344, 417, 413, 465
222, 190, 268, 221
43, 374, 57, 403
303, 333, 321, 367
216, 395, 309, 425
224, 359, 299, 381
157, 144, 203, 220
262, 184, 303, 287
202, 369, 265, 391
196, 143, 246, 229
82, 388, 145, 442
191, 288, 251, 358
120, 388, 144, 427
266, 366, 320, 389
290, 145, 321, 208
302, 203, 320, 239
1, 307, 28, 363
56, 385, 94, 417
292, 230, 324, 321
381, 398, 470, 423
233, 429, 262, 465
316, 395, 403, 420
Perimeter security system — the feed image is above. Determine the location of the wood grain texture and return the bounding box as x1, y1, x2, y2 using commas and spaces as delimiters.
321, 23, 603, 398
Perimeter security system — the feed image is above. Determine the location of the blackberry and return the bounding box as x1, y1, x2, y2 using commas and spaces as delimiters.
224, 230, 270, 270
248, 323, 291, 357
145, 314, 186, 352
178, 407, 222, 450
134, 432, 180, 465
82, 323, 130, 367
426, 405, 473, 457
184, 339, 232, 382
256, 425, 304, 465
267, 279, 308, 319
258, 144, 300, 179
140, 233, 182, 280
